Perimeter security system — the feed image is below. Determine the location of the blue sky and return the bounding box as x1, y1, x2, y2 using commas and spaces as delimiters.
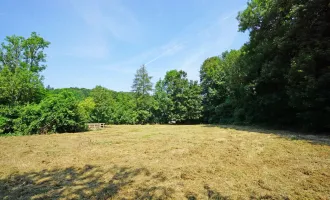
0, 0, 249, 92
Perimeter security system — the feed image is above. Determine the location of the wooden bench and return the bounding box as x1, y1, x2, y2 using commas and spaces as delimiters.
87, 123, 105, 130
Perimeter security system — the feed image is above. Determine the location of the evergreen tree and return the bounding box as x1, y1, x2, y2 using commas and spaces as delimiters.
131, 65, 153, 97
131, 65, 153, 124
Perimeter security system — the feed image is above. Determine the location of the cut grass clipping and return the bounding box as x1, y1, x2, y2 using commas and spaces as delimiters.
0, 125, 329, 199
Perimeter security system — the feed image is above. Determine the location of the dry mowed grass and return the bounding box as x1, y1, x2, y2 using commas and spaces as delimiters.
0, 125, 330, 200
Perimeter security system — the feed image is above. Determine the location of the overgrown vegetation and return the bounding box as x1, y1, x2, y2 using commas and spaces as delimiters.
201, 0, 330, 131
0, 0, 329, 134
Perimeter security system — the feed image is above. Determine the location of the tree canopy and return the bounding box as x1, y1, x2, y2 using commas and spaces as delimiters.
154, 70, 202, 123
0, 0, 329, 134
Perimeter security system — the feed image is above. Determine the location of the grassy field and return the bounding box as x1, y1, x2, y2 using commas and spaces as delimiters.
0, 125, 329, 199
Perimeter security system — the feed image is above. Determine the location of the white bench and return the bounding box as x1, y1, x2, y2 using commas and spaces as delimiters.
87, 123, 105, 130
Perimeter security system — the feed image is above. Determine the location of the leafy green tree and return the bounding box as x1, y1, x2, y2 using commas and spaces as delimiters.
236, 0, 330, 130
186, 80, 203, 122
0, 66, 45, 105
164, 70, 189, 122
78, 97, 96, 122
199, 0, 330, 131
155, 70, 203, 123
90, 86, 114, 123
111, 92, 138, 124
200, 50, 242, 123
0, 32, 49, 134
0, 32, 49, 106
0, 32, 50, 72
153, 79, 171, 123
200, 56, 222, 123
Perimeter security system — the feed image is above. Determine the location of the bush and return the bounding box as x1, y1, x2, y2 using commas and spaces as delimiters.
0, 105, 21, 134
14, 92, 86, 135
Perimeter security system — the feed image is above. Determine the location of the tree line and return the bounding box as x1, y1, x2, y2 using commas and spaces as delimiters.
0, 0, 329, 134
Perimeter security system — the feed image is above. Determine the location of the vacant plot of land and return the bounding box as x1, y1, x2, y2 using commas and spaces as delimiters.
0, 125, 329, 199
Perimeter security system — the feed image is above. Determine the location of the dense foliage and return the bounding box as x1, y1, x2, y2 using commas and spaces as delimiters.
0, 0, 329, 134
154, 70, 203, 123
15, 92, 86, 135
0, 33, 86, 134
200, 0, 329, 131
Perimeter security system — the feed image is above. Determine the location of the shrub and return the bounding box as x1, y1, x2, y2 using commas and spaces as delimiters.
14, 92, 86, 135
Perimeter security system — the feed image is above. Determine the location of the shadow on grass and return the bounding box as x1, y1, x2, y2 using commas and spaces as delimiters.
203, 124, 330, 146
0, 165, 174, 200
0, 164, 293, 199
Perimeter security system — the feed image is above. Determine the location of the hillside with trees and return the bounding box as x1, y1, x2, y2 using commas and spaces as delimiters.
0, 0, 329, 134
